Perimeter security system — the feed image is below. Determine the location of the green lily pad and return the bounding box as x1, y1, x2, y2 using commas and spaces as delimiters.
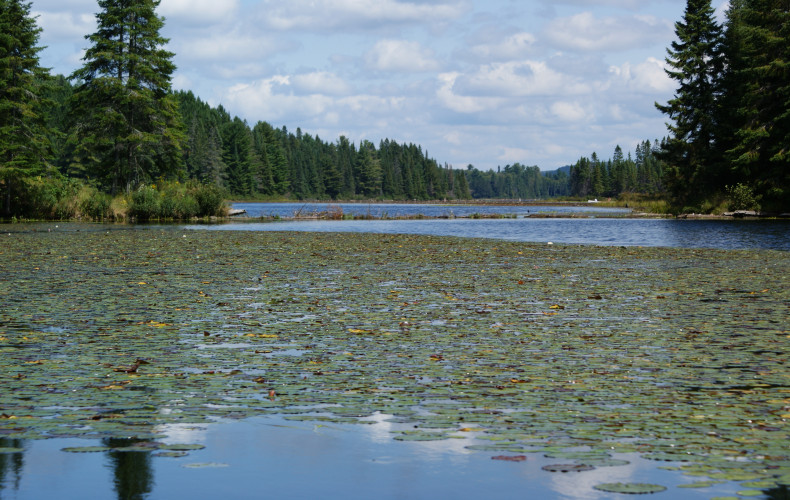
593, 482, 667, 494
153, 451, 189, 458
61, 446, 112, 453
160, 443, 205, 451
542, 464, 595, 472
0, 447, 25, 454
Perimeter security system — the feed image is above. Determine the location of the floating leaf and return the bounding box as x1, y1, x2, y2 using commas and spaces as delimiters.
542, 464, 595, 472
492, 455, 527, 462
593, 483, 667, 494
61, 446, 112, 453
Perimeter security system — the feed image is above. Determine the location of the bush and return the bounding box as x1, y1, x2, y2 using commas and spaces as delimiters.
79, 187, 112, 220
726, 183, 760, 212
129, 185, 161, 221
191, 183, 227, 217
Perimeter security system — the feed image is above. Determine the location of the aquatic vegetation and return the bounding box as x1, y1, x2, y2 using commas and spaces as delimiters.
0, 224, 788, 497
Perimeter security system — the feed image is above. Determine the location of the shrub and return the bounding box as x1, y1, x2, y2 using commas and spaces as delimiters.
191, 183, 227, 217
726, 183, 760, 212
129, 185, 161, 221
79, 187, 112, 220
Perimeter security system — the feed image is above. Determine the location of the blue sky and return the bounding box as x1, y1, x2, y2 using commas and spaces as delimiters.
29, 0, 729, 170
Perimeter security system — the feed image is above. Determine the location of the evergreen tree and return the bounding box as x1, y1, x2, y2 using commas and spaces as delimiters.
69, 0, 184, 193
724, 0, 790, 210
0, 0, 52, 215
656, 0, 725, 207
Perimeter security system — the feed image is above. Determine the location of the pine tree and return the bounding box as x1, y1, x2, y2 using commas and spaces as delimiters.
656, 0, 725, 207
724, 0, 790, 210
69, 0, 184, 194
0, 0, 52, 215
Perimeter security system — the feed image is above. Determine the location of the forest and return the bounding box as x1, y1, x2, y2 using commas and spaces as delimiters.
0, 0, 787, 219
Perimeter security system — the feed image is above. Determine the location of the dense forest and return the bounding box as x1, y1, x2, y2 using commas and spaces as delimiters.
1, 0, 787, 219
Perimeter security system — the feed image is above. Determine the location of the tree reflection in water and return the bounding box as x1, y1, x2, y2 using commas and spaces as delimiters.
0, 437, 24, 493
103, 439, 154, 500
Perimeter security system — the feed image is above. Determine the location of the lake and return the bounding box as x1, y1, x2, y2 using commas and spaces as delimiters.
1, 219, 788, 500
188, 202, 790, 251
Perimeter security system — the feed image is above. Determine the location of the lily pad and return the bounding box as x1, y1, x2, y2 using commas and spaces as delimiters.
593, 482, 667, 494
160, 443, 206, 451
61, 446, 112, 453
542, 464, 595, 472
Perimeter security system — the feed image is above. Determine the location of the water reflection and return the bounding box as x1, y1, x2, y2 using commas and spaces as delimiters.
0, 419, 785, 499
103, 439, 154, 500
0, 438, 24, 493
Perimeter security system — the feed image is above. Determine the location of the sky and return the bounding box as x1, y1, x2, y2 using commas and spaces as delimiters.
28, 0, 729, 171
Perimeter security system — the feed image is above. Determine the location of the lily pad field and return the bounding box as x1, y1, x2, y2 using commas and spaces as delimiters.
1, 224, 788, 499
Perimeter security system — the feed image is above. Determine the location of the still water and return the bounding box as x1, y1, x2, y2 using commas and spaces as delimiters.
196, 203, 790, 251
0, 416, 760, 500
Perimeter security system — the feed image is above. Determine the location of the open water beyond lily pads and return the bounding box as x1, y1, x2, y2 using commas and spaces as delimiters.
208, 203, 790, 251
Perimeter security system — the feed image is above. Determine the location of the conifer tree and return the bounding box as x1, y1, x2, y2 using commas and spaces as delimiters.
0, 0, 51, 215
724, 0, 789, 210
656, 0, 725, 207
70, 0, 184, 193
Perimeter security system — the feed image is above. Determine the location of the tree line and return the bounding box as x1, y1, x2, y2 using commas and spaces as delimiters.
1, 0, 787, 219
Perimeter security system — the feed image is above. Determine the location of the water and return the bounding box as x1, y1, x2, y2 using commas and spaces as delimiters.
232, 202, 632, 219
188, 203, 790, 251
0, 416, 752, 500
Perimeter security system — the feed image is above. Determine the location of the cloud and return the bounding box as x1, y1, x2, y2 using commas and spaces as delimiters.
551, 101, 590, 122
291, 71, 352, 96
456, 61, 589, 97
544, 12, 671, 52
222, 76, 404, 127
158, 0, 239, 26
260, 0, 469, 31
468, 31, 537, 61
364, 40, 440, 73
609, 57, 674, 93
437, 72, 499, 114
32, 11, 95, 40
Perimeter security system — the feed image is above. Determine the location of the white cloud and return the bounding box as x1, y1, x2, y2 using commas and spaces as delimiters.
437, 72, 498, 114
261, 0, 469, 31
291, 71, 352, 96
32, 11, 95, 40
469, 31, 536, 61
610, 57, 674, 93
459, 61, 588, 97
545, 12, 671, 52
158, 0, 239, 26
551, 101, 590, 122
365, 40, 440, 73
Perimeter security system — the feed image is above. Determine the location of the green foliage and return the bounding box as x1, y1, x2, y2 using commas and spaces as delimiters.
655, 0, 726, 206
127, 182, 227, 221
79, 187, 112, 220
0, 0, 54, 216
723, 0, 790, 211
191, 182, 227, 217
656, 0, 789, 212
726, 183, 760, 211
569, 142, 665, 198
69, 0, 184, 194
128, 185, 161, 221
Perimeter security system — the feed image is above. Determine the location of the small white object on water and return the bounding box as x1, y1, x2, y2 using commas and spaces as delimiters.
547, 242, 553, 245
